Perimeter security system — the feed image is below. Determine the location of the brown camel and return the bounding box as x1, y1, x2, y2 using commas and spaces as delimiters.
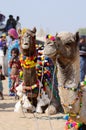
44, 32, 86, 127
20, 27, 39, 107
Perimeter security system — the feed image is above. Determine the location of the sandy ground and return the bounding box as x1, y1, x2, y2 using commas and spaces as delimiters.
0, 77, 66, 130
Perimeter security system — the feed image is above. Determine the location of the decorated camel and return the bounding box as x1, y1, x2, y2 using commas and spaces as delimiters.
44, 32, 86, 128
18, 27, 39, 110
15, 27, 59, 114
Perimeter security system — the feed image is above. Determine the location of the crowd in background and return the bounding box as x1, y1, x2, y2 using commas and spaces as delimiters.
5, 15, 21, 33
0, 14, 22, 98
79, 35, 86, 82
0, 14, 21, 37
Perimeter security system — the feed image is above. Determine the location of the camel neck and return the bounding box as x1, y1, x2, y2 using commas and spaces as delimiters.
57, 54, 80, 88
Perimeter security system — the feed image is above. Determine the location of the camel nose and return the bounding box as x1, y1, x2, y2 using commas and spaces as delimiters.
24, 43, 28, 45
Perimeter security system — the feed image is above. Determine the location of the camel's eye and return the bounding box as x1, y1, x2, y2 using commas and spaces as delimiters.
47, 42, 50, 44
26, 34, 30, 38
28, 34, 30, 38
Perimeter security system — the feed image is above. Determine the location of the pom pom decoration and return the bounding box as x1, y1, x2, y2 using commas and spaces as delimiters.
46, 34, 55, 41
63, 114, 69, 120
19, 71, 23, 79
80, 75, 86, 86
20, 54, 37, 68
21, 28, 27, 36
84, 75, 86, 85
63, 114, 83, 129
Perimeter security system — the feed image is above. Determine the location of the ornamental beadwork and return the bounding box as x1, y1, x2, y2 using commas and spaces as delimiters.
20, 54, 37, 68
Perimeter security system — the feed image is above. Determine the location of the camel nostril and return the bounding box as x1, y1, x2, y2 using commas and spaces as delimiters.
24, 43, 28, 45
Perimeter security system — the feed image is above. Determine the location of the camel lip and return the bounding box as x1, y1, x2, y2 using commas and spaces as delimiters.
44, 51, 57, 57
24, 43, 28, 45
22, 44, 29, 49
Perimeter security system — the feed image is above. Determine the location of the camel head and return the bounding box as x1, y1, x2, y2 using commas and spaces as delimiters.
44, 32, 79, 63
20, 27, 36, 56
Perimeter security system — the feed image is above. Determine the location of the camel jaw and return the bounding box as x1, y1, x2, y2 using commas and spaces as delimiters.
44, 47, 57, 58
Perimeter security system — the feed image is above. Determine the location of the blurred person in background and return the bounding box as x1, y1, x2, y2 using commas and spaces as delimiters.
16, 16, 21, 33
5, 15, 16, 32
0, 64, 5, 100
0, 33, 7, 75
7, 28, 20, 96
79, 35, 86, 82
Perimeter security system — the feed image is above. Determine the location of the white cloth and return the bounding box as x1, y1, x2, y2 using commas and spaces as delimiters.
16, 22, 21, 32
0, 50, 5, 75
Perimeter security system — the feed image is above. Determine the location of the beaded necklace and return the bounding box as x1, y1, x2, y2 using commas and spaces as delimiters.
20, 54, 37, 68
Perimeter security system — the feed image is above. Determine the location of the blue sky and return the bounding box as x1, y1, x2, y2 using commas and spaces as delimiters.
0, 0, 86, 34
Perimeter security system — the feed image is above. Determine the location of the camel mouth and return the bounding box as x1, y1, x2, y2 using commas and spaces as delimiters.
44, 50, 57, 58
24, 43, 28, 45
22, 44, 29, 49
44, 42, 57, 57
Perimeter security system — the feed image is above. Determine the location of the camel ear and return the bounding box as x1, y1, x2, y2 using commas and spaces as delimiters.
55, 33, 58, 37
55, 33, 61, 41
74, 32, 79, 42
32, 27, 36, 33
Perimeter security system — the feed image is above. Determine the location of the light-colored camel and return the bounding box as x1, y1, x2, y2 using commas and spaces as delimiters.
44, 32, 86, 124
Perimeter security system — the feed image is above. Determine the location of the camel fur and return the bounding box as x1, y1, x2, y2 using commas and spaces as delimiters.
44, 32, 86, 124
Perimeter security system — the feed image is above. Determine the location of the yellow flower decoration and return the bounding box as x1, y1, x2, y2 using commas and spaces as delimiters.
21, 28, 27, 36
20, 54, 37, 68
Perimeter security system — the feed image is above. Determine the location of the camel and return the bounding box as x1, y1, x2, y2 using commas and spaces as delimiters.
44, 32, 86, 126
19, 27, 39, 109
14, 27, 39, 113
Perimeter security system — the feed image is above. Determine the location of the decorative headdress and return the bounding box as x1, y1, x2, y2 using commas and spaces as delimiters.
46, 34, 55, 41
